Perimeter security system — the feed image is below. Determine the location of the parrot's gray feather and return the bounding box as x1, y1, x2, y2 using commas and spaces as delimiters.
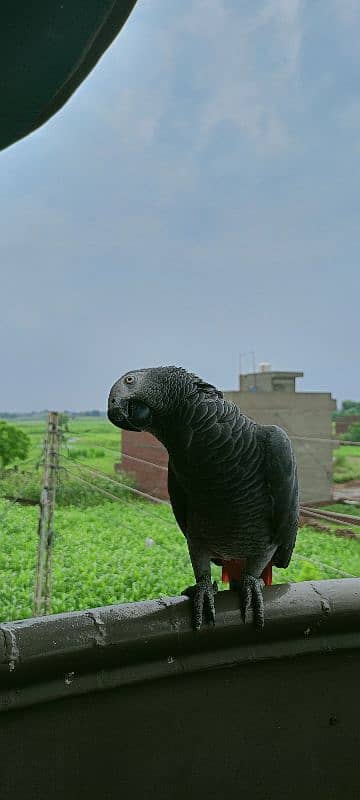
264, 425, 299, 568
167, 461, 187, 538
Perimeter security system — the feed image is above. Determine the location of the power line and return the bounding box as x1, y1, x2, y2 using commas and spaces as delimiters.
61, 453, 360, 541
60, 451, 360, 531
60, 467, 156, 539
67, 431, 360, 448
291, 552, 356, 579
275, 413, 331, 480
63, 440, 120, 456
65, 440, 169, 472
60, 444, 360, 534
290, 435, 360, 447
60, 468, 358, 579
120, 451, 168, 471
59, 452, 171, 507
63, 439, 170, 469
60, 455, 177, 530
62, 465, 134, 506
64, 438, 169, 472
0, 462, 40, 526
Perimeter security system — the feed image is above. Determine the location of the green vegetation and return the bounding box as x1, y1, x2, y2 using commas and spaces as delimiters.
344, 423, 360, 442
0, 416, 359, 624
0, 421, 30, 469
0, 416, 133, 506
337, 446, 360, 459
0, 497, 359, 623
322, 503, 360, 517
333, 448, 360, 483
333, 399, 360, 418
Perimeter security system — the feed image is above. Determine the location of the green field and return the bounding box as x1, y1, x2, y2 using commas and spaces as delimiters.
0, 416, 133, 506
0, 416, 359, 623
333, 444, 360, 483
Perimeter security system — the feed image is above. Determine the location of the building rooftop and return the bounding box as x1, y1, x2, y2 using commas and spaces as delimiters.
240, 371, 304, 379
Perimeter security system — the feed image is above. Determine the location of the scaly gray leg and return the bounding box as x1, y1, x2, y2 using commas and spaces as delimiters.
182, 575, 218, 629
182, 542, 217, 630
230, 547, 276, 630
230, 574, 265, 629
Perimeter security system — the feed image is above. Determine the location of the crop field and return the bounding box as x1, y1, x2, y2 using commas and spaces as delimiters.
0, 416, 359, 623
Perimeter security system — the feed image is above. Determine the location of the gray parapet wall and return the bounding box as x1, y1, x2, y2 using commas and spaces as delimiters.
0, 580, 359, 799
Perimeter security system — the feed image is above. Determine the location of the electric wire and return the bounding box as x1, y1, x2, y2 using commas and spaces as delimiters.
56, 466, 360, 580
59, 451, 172, 507
0, 460, 42, 526
291, 553, 356, 579
68, 432, 360, 448
60, 466, 156, 540
60, 454, 177, 530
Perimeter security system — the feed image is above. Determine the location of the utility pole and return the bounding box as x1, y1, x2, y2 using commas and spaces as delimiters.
34, 411, 59, 616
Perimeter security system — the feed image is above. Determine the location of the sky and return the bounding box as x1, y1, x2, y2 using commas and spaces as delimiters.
1, 0, 359, 412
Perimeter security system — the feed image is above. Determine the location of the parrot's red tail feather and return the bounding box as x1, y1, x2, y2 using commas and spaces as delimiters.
221, 558, 246, 584
221, 559, 272, 586
261, 562, 273, 586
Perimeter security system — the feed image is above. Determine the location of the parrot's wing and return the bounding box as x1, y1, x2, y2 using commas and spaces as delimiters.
168, 461, 187, 538
264, 425, 299, 568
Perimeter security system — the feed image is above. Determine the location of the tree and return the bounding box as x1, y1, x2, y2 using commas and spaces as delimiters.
344, 423, 360, 442
341, 400, 360, 416
0, 421, 30, 469
332, 400, 360, 420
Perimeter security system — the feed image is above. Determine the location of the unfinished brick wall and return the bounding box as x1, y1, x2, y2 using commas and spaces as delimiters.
335, 416, 360, 435
116, 430, 169, 501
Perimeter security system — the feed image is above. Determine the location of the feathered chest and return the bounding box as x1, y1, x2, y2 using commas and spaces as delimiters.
169, 414, 270, 515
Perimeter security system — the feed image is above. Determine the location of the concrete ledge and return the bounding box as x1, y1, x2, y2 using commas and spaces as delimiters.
0, 579, 359, 712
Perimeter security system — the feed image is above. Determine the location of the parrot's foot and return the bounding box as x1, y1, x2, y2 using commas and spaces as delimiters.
182, 575, 218, 631
230, 574, 265, 630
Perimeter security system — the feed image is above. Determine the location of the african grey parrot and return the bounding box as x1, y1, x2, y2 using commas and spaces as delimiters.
108, 366, 299, 629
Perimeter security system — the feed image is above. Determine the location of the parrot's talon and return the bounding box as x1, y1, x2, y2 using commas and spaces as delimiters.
232, 574, 265, 630
182, 575, 217, 630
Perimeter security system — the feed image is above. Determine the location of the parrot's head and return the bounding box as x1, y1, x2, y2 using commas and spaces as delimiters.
107, 366, 222, 432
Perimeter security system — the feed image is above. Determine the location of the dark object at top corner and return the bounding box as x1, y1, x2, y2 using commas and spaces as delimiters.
0, 0, 138, 152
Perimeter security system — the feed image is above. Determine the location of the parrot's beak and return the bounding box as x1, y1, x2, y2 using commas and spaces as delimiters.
107, 397, 152, 432
107, 398, 141, 431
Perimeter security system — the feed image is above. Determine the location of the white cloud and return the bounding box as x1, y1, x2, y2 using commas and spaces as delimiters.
177, 0, 304, 152
84, 0, 304, 156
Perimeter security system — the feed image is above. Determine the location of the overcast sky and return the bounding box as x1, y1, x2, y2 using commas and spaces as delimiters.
1, 0, 359, 412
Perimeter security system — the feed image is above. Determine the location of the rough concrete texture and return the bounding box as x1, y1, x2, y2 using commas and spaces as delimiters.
0, 579, 359, 710
0, 580, 359, 799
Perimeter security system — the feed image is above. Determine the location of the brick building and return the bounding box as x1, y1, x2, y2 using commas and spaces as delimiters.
335, 415, 360, 436
117, 430, 168, 501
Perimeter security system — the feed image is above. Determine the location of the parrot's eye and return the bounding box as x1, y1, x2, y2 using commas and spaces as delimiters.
124, 375, 135, 385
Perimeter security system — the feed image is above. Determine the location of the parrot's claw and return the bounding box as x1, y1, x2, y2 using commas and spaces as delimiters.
182, 575, 218, 630
230, 574, 265, 630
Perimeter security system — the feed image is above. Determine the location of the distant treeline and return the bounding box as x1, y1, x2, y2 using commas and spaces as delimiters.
332, 400, 360, 419
0, 410, 106, 419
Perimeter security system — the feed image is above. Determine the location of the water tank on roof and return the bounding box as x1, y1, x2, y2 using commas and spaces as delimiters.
258, 362, 271, 373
